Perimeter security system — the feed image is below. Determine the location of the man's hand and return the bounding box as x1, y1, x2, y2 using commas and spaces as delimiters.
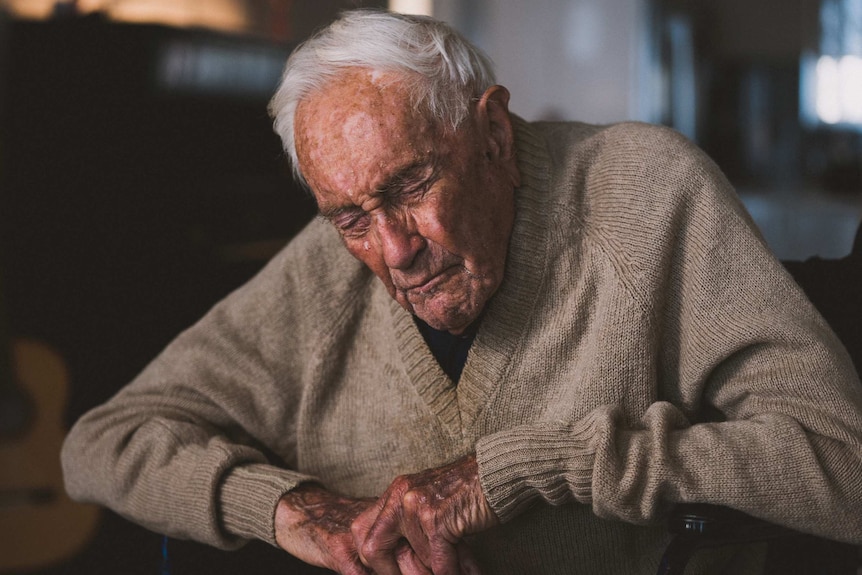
350, 454, 498, 575
275, 483, 377, 575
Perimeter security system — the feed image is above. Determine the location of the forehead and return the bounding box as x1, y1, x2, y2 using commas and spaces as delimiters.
294, 69, 438, 203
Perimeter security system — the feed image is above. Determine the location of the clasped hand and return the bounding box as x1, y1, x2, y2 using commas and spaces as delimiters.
275, 454, 498, 575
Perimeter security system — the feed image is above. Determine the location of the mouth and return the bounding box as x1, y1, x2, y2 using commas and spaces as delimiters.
396, 265, 458, 294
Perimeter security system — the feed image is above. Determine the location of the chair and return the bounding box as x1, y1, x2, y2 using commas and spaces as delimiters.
657, 504, 858, 574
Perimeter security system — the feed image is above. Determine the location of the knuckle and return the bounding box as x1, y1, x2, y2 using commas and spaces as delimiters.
392, 474, 412, 492
359, 537, 383, 561
417, 505, 438, 528
402, 488, 425, 512
349, 519, 365, 540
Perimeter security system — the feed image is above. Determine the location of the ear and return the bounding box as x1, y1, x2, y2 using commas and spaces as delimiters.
476, 85, 521, 187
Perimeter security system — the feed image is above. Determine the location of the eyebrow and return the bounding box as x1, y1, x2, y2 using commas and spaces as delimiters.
317, 158, 437, 220
318, 204, 360, 221
377, 159, 434, 194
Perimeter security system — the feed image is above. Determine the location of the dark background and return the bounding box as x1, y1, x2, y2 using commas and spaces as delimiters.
0, 5, 357, 574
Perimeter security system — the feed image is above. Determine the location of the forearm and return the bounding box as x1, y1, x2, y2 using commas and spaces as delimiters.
61, 245, 324, 547
60, 318, 311, 547
61, 390, 315, 548
476, 398, 862, 543
598, 404, 862, 522
61, 401, 260, 548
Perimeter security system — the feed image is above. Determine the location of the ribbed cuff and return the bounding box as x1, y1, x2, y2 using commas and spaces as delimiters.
218, 463, 318, 546
476, 412, 609, 523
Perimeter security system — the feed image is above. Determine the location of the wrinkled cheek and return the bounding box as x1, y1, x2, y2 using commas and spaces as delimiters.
369, 267, 400, 302
344, 242, 396, 294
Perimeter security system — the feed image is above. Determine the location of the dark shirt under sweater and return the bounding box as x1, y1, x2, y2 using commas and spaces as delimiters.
413, 316, 478, 383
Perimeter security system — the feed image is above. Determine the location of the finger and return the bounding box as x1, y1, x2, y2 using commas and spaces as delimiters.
404, 491, 460, 575
351, 494, 396, 569
340, 556, 374, 575
338, 560, 373, 575
428, 537, 461, 575
356, 498, 405, 575
327, 534, 375, 575
350, 501, 382, 553
399, 489, 433, 565
395, 542, 433, 575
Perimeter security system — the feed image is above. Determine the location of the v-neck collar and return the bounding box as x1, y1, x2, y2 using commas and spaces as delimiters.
387, 117, 552, 442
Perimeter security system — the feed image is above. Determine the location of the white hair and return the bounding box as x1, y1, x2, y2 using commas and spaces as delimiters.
268, 9, 496, 186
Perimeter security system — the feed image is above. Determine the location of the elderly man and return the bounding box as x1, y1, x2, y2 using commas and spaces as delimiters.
62, 9, 862, 575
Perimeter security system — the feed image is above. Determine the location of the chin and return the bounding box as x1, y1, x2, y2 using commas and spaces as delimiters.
415, 300, 484, 334
396, 276, 495, 333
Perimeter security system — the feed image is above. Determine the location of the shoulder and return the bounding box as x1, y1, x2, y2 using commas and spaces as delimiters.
213, 216, 375, 331
531, 120, 737, 227
533, 120, 716, 183
528, 120, 761, 300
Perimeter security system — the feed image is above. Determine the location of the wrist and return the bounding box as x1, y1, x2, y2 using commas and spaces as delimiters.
218, 463, 317, 547
275, 482, 325, 550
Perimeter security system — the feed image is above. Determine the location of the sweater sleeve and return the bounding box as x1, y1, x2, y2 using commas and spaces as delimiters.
61, 243, 321, 549
476, 125, 862, 544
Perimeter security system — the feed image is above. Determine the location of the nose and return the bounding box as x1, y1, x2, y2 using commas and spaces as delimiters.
374, 211, 425, 270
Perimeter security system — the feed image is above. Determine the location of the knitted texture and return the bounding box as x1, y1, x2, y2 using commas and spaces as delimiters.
62, 118, 862, 574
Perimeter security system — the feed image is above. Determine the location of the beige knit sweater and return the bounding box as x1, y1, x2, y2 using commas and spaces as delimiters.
62, 118, 862, 574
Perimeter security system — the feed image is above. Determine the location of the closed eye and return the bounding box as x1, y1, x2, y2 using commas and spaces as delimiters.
385, 181, 429, 205
382, 167, 439, 205
321, 161, 439, 238
331, 209, 371, 238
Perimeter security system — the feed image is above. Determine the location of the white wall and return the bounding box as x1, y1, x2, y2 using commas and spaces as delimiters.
435, 0, 654, 123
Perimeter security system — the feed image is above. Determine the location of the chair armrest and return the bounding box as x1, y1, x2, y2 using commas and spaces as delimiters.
656, 504, 796, 575
668, 503, 793, 541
